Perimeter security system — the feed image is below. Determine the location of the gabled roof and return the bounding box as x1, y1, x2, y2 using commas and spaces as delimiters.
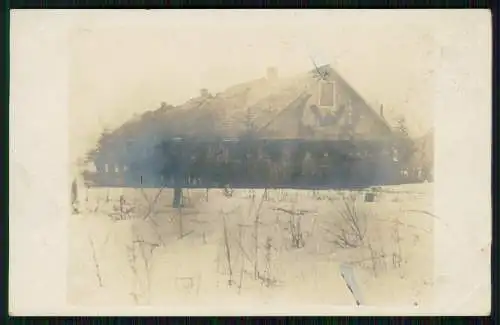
319, 65, 393, 132
253, 64, 394, 140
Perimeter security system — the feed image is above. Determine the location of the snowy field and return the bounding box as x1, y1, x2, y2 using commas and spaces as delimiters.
68, 183, 434, 309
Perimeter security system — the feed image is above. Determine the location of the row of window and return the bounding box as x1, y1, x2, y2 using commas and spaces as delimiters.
103, 164, 128, 173
99, 149, 399, 174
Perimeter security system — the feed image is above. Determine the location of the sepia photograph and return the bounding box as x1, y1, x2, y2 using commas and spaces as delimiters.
10, 9, 491, 315
68, 10, 435, 308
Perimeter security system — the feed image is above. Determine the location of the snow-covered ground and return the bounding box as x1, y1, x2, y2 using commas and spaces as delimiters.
68, 183, 434, 308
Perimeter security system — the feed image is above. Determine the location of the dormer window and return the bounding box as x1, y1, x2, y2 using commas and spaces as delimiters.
319, 81, 336, 107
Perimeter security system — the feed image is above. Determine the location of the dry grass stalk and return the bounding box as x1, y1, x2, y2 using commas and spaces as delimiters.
129, 292, 139, 305
392, 218, 403, 269
138, 180, 166, 221
221, 212, 234, 286
366, 241, 379, 277
92, 198, 101, 213
178, 205, 184, 239
254, 188, 268, 279
237, 225, 245, 294
109, 195, 136, 221
88, 235, 103, 287
135, 177, 169, 244
258, 236, 277, 287
134, 239, 158, 303
235, 224, 253, 264
274, 207, 307, 248
126, 243, 139, 304
289, 214, 305, 249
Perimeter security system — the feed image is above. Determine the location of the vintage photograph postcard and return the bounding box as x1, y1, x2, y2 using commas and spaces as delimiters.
9, 9, 491, 316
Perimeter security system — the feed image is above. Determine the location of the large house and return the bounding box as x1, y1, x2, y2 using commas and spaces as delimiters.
85, 64, 420, 189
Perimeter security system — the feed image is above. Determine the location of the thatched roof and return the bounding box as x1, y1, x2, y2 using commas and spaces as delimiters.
105, 64, 394, 149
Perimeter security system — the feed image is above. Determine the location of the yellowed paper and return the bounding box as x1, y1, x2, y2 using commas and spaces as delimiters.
9, 9, 491, 316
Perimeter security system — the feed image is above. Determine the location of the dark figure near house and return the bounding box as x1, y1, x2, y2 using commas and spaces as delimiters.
71, 178, 79, 214
167, 142, 184, 208
173, 187, 183, 208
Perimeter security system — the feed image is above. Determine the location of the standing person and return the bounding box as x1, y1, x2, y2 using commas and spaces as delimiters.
71, 177, 79, 214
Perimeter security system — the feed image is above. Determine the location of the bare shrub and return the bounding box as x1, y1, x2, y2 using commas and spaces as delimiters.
330, 195, 367, 249
274, 207, 307, 249
289, 214, 305, 249
109, 195, 136, 221
366, 240, 381, 277
223, 185, 234, 198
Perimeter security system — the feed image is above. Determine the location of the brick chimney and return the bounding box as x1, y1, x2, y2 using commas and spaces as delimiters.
200, 88, 209, 97
266, 67, 278, 82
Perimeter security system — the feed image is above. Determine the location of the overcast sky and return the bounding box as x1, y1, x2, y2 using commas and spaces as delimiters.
67, 10, 489, 160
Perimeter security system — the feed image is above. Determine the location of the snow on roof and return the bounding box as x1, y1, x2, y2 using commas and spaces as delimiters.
107, 64, 394, 142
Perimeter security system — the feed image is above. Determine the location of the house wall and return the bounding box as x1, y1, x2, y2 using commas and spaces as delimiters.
86, 66, 408, 188
87, 138, 411, 188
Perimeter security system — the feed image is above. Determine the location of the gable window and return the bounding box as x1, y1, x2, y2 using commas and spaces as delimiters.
319, 81, 336, 107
